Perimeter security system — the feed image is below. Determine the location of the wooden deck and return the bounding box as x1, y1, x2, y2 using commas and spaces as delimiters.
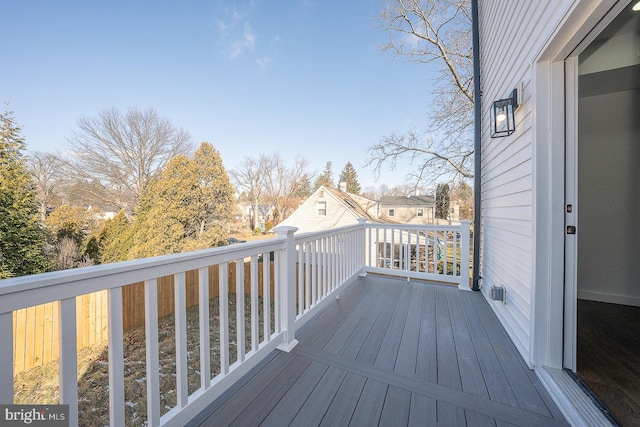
188, 275, 569, 427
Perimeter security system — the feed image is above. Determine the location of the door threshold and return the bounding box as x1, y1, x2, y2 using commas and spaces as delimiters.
536, 367, 618, 426
564, 369, 621, 426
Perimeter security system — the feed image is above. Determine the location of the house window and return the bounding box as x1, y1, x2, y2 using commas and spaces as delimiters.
388, 208, 395, 217
317, 201, 327, 216
417, 208, 424, 217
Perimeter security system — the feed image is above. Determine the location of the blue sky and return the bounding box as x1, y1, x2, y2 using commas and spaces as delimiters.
2, 0, 434, 189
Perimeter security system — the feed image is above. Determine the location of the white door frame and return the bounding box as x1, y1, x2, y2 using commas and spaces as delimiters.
564, 56, 579, 371
531, 0, 627, 370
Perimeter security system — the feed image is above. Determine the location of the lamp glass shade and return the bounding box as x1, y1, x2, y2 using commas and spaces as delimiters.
490, 92, 517, 138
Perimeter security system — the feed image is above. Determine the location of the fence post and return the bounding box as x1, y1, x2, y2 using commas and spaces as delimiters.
274, 226, 299, 352
459, 220, 472, 290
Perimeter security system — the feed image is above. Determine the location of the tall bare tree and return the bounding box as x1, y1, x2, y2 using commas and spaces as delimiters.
264, 154, 309, 222
230, 154, 270, 230
28, 151, 65, 221
368, 0, 474, 184
64, 107, 193, 211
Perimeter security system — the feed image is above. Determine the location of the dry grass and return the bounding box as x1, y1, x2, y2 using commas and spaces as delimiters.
14, 294, 272, 427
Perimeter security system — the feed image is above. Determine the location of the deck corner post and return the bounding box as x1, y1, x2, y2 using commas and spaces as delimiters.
357, 218, 367, 273
274, 226, 299, 352
459, 220, 472, 291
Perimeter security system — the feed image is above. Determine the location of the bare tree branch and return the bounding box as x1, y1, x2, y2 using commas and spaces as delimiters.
368, 130, 473, 181
28, 151, 65, 221
232, 153, 311, 227
230, 154, 271, 230
372, 0, 474, 185
263, 154, 310, 222
64, 107, 194, 211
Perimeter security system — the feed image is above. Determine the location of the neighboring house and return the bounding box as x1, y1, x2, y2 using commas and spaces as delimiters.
449, 202, 460, 222
478, 0, 639, 424
277, 185, 381, 233
378, 195, 436, 224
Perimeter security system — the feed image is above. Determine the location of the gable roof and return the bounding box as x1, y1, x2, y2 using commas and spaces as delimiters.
322, 186, 382, 223
378, 195, 435, 207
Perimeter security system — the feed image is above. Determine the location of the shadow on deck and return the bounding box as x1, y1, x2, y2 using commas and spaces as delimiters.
188, 275, 568, 426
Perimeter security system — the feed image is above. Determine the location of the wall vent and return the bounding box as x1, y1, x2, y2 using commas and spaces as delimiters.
489, 285, 506, 304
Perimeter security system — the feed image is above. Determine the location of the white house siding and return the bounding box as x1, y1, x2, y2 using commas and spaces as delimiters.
478, 0, 577, 363
278, 188, 361, 234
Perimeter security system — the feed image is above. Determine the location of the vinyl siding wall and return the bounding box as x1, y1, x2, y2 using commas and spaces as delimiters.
277, 190, 359, 234
478, 0, 577, 362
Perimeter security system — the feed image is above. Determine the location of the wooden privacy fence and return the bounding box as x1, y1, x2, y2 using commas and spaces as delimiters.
12, 260, 276, 376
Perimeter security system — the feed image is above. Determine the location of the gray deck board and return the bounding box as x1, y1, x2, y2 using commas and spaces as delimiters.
447, 288, 490, 398
322, 282, 388, 354
408, 393, 437, 427
374, 282, 413, 370
467, 288, 554, 417
379, 385, 411, 426
438, 401, 467, 426
318, 372, 366, 427
198, 352, 293, 426
464, 409, 498, 427
289, 366, 348, 427
195, 276, 570, 427
435, 286, 463, 390
394, 284, 424, 376
348, 379, 387, 426
259, 360, 329, 427
299, 281, 371, 349
228, 354, 312, 426
458, 291, 520, 406
416, 283, 438, 383
354, 281, 404, 364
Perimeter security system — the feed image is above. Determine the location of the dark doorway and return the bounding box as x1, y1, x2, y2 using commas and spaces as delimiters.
575, 5, 640, 426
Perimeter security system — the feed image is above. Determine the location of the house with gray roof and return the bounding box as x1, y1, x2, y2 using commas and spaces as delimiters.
378, 195, 435, 224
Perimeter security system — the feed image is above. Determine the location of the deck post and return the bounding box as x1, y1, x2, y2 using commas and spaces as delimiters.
0, 312, 13, 403
357, 218, 368, 275
459, 220, 472, 290
274, 226, 299, 352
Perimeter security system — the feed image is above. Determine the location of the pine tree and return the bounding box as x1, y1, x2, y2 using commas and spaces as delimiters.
313, 161, 334, 190
294, 173, 312, 198
130, 142, 235, 258
0, 110, 51, 277
338, 162, 361, 194
98, 211, 134, 263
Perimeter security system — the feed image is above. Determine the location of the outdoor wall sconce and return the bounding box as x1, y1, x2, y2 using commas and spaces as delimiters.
490, 88, 518, 138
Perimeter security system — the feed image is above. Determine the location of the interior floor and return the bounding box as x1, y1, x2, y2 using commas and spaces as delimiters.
577, 299, 640, 426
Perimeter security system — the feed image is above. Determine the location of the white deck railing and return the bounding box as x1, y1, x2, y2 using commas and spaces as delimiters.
365, 220, 472, 289
0, 220, 470, 426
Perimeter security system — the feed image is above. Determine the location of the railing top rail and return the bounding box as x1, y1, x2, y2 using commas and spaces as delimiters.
293, 223, 363, 243
0, 237, 285, 314
365, 221, 470, 231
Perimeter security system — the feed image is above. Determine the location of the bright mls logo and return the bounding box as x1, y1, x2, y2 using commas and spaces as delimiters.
0, 405, 68, 426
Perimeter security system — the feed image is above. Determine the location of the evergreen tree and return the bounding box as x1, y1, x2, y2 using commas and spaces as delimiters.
130, 142, 234, 258
435, 183, 451, 219
97, 211, 134, 263
0, 110, 51, 277
338, 161, 361, 194
294, 173, 312, 198
313, 161, 334, 190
